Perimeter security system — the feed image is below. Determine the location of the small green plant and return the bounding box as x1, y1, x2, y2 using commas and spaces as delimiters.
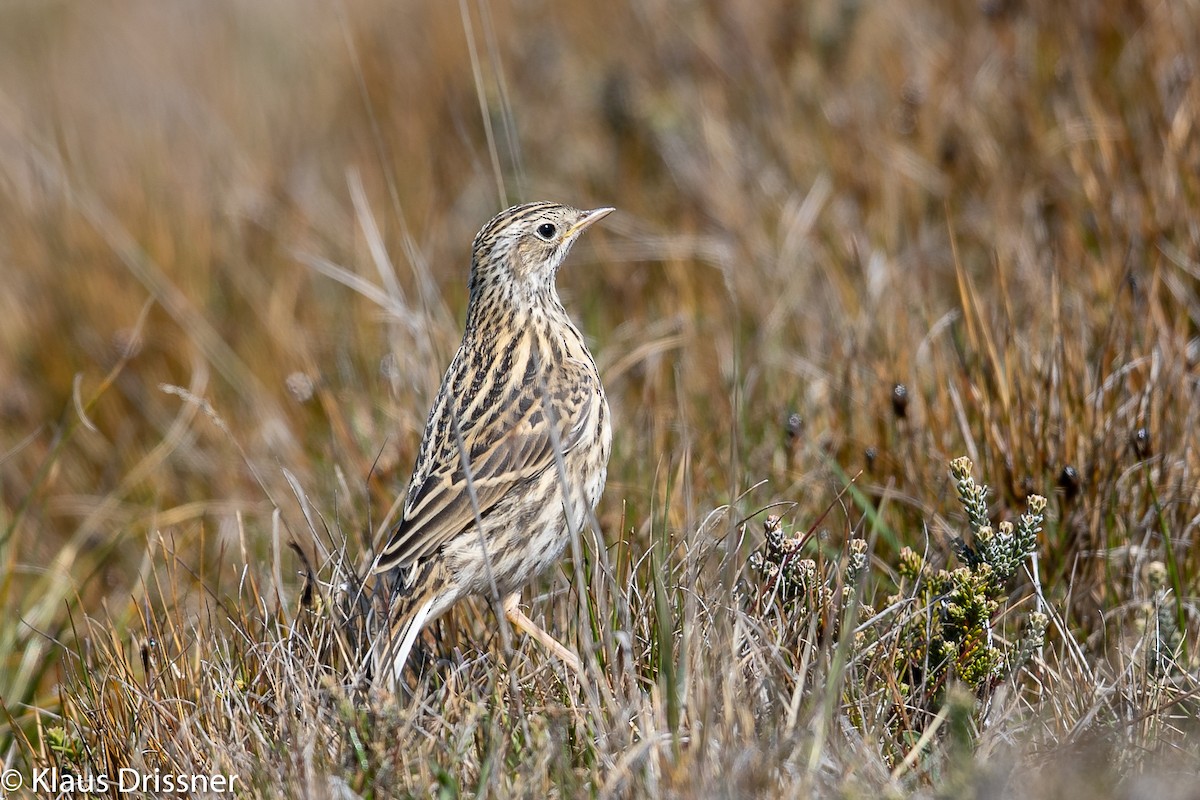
745, 456, 1052, 770
889, 457, 1048, 696
747, 516, 874, 645
747, 457, 1048, 693
1143, 560, 1184, 678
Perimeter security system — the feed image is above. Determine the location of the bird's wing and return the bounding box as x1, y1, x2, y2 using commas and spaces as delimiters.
374, 346, 597, 574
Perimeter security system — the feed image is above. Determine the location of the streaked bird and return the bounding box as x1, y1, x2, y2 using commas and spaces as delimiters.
372, 201, 613, 685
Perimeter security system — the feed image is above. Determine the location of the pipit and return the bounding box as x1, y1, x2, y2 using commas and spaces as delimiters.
372, 201, 613, 685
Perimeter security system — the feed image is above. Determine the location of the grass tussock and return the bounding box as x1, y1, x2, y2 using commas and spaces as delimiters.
2, 0, 1200, 797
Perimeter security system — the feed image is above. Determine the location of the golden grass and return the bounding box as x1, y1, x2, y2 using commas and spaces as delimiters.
1, 0, 1199, 796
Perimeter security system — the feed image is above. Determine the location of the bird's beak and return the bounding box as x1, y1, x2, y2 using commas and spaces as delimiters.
564, 207, 615, 241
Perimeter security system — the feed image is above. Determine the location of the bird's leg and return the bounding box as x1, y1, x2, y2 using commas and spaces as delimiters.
502, 593, 582, 674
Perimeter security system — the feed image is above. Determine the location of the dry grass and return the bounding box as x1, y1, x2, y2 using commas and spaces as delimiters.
2, 0, 1199, 797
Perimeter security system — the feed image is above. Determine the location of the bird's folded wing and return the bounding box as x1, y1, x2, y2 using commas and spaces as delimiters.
374, 366, 596, 573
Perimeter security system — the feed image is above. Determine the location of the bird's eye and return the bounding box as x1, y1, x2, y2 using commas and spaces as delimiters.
536, 222, 557, 240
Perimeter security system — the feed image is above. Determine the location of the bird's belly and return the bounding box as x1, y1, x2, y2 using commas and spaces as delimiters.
441, 453, 606, 600
439, 509, 566, 599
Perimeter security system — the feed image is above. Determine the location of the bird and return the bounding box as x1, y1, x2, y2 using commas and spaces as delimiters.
371, 201, 614, 686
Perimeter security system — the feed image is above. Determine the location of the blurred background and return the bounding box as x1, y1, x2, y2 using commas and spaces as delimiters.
1, 0, 1198, 724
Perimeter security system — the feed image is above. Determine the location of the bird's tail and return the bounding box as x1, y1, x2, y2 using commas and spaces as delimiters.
371, 595, 435, 691
368, 561, 443, 693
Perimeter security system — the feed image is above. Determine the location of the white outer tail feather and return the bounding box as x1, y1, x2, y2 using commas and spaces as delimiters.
375, 595, 436, 690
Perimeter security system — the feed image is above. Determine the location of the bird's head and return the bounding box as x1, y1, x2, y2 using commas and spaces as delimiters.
467, 202, 613, 307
